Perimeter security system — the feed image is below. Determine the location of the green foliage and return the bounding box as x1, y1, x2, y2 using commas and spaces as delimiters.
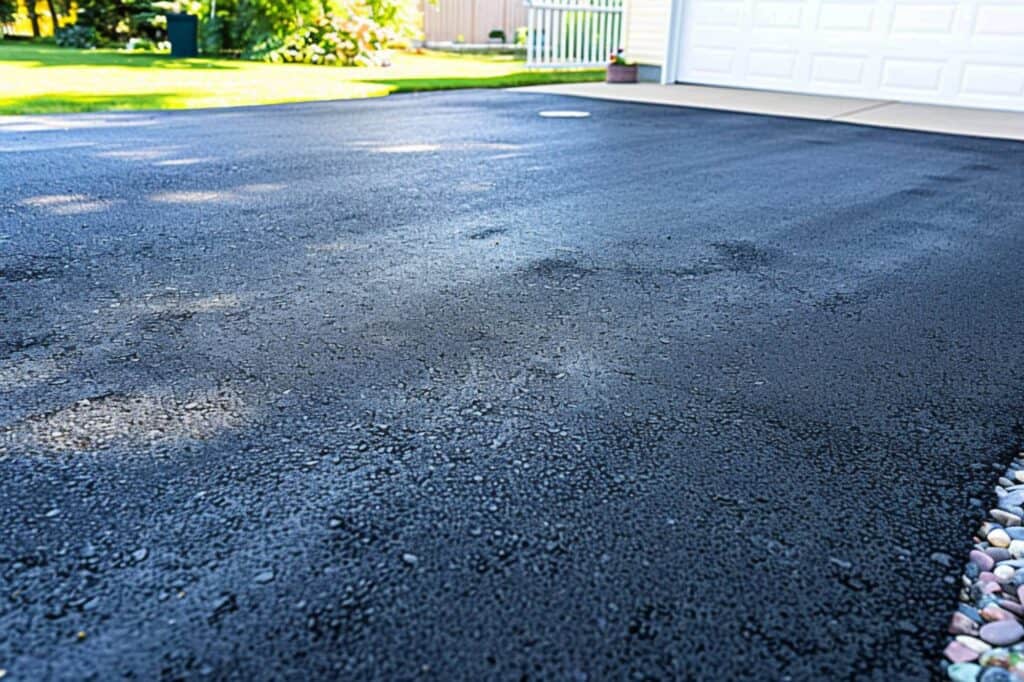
363, 0, 421, 44
61, 0, 421, 64
514, 26, 527, 46
609, 47, 630, 66
55, 24, 99, 48
230, 0, 421, 64
199, 14, 224, 54
125, 36, 161, 51
263, 12, 392, 65
0, 0, 17, 25
488, 29, 505, 43
75, 0, 165, 43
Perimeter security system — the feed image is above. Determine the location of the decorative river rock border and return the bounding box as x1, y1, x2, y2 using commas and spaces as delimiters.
944, 452, 1024, 681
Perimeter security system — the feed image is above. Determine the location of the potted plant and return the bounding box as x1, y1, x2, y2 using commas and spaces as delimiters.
607, 48, 637, 83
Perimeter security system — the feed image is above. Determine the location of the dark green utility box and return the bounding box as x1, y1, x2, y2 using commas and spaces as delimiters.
166, 13, 198, 58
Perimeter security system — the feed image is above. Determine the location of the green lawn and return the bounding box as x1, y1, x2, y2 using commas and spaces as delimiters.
0, 43, 603, 115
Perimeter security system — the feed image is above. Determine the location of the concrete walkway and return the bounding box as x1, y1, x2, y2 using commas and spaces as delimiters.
514, 82, 1024, 142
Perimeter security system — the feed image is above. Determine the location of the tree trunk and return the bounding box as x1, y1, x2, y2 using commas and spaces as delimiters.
27, 1, 40, 37
45, 0, 58, 31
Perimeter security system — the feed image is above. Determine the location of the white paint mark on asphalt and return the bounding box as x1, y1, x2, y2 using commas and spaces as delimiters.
153, 157, 212, 167
538, 110, 591, 118
374, 144, 441, 154
149, 190, 229, 204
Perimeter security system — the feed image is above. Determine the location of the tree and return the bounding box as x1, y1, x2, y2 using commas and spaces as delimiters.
75, 0, 163, 42
26, 0, 41, 37
0, 0, 18, 25
45, 0, 61, 30
59, 0, 422, 61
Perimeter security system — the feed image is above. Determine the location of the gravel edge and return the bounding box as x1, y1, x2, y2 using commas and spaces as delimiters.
944, 451, 1024, 681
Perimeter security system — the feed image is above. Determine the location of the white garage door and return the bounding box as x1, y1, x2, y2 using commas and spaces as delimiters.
674, 0, 1024, 112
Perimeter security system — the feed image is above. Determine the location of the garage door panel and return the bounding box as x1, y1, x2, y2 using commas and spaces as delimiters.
676, 0, 1024, 111
974, 4, 1024, 35
816, 1, 876, 32
889, 4, 956, 35
753, 2, 804, 30
810, 54, 868, 85
687, 46, 740, 75
692, 1, 746, 28
961, 64, 1024, 98
747, 49, 800, 79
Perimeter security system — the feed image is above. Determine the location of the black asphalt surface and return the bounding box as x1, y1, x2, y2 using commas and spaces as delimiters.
2, 91, 1024, 680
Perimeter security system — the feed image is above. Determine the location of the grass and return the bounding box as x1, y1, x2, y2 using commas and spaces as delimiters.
0, 43, 603, 115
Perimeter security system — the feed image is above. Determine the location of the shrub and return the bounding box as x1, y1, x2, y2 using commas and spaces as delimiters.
488, 29, 505, 43
56, 25, 100, 48
200, 14, 225, 54
51, 0, 422, 64
260, 11, 394, 66
74, 0, 164, 44
364, 0, 421, 45
125, 36, 158, 51
234, 0, 421, 65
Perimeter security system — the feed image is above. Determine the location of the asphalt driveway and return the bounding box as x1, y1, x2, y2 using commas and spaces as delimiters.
2, 91, 1024, 680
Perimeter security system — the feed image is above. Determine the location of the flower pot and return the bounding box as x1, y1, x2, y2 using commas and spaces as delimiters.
606, 63, 638, 84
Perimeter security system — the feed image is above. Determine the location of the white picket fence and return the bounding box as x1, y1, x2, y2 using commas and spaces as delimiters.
525, 0, 625, 69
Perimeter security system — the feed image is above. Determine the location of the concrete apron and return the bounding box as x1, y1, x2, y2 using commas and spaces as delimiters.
511, 82, 1024, 143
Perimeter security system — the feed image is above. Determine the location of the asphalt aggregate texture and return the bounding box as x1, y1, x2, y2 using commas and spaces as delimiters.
2, 91, 1024, 680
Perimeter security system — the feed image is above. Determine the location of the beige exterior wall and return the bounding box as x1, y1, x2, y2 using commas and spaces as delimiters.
421, 0, 529, 44
623, 0, 669, 65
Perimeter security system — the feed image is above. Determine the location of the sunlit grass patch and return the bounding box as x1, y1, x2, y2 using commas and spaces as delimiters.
0, 44, 603, 115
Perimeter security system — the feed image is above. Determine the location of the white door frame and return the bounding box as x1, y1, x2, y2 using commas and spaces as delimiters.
659, 0, 686, 85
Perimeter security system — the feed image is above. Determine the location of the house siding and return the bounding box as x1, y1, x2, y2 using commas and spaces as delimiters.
624, 0, 669, 66
421, 0, 528, 45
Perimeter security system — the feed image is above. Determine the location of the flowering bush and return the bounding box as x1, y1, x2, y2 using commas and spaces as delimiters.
238, 0, 421, 66
263, 11, 393, 66
125, 37, 171, 51
609, 47, 631, 66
